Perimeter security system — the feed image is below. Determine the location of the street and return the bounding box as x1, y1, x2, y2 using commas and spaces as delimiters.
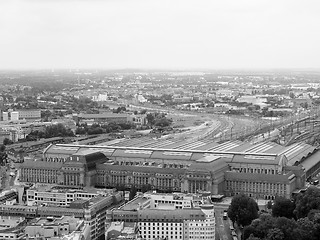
214, 204, 237, 240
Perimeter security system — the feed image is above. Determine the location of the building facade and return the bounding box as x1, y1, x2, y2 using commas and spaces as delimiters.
24, 216, 90, 240
26, 187, 102, 207
0, 191, 123, 240
17, 110, 41, 121
110, 192, 215, 240
0, 216, 25, 240
19, 141, 320, 200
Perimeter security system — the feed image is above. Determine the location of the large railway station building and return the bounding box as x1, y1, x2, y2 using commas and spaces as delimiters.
19, 137, 320, 200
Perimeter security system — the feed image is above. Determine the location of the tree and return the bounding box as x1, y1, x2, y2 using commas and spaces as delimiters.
129, 186, 137, 201
3, 138, 13, 145
272, 197, 295, 219
297, 217, 317, 240
267, 201, 273, 210
154, 118, 172, 127
146, 113, 155, 126
227, 194, 259, 227
250, 214, 276, 239
113, 106, 126, 113
0, 148, 7, 166
243, 212, 320, 240
0, 145, 5, 152
275, 217, 301, 240
266, 228, 284, 240
28, 123, 75, 139
141, 184, 152, 193
247, 234, 261, 240
294, 187, 320, 219
140, 109, 147, 114
243, 225, 257, 240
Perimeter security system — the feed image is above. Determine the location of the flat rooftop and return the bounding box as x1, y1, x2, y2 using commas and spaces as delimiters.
28, 184, 115, 195
120, 196, 150, 211
30, 216, 79, 226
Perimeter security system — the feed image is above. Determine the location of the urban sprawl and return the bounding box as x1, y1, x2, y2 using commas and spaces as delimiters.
0, 70, 320, 240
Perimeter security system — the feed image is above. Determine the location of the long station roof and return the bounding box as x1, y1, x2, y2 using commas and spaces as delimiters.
44, 137, 317, 166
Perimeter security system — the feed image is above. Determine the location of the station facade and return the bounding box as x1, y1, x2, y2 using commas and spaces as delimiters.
19, 139, 320, 200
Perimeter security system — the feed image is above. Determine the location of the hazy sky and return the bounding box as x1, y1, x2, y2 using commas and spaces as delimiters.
0, 0, 319, 70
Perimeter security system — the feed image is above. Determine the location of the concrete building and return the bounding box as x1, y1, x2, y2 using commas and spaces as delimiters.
20, 151, 107, 187
0, 190, 123, 240
25, 216, 90, 240
110, 192, 215, 240
134, 94, 147, 103
10, 112, 19, 121
0, 189, 17, 204
2, 112, 8, 121
26, 185, 111, 207
105, 222, 138, 240
93, 93, 108, 102
17, 110, 41, 121
237, 95, 268, 106
74, 113, 129, 125
0, 216, 26, 240
128, 114, 148, 127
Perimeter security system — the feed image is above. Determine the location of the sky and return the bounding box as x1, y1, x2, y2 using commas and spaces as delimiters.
0, 0, 319, 70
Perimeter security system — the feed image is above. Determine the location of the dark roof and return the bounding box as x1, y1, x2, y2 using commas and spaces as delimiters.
299, 150, 320, 171
138, 209, 206, 221
70, 151, 107, 171
97, 163, 186, 175
20, 160, 63, 169
188, 157, 228, 172
224, 171, 294, 183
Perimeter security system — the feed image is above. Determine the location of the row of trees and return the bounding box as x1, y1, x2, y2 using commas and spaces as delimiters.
27, 124, 75, 139
244, 214, 320, 240
228, 187, 320, 240
75, 122, 135, 135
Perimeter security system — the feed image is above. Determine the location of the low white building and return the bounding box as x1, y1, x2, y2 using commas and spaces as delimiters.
237, 95, 267, 105
93, 93, 108, 102
26, 186, 109, 207
10, 112, 19, 121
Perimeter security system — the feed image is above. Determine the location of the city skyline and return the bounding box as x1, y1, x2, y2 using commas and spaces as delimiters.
0, 0, 319, 70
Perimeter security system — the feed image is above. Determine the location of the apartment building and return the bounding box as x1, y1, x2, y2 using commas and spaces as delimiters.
0, 189, 123, 240
17, 109, 41, 121
110, 192, 215, 240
